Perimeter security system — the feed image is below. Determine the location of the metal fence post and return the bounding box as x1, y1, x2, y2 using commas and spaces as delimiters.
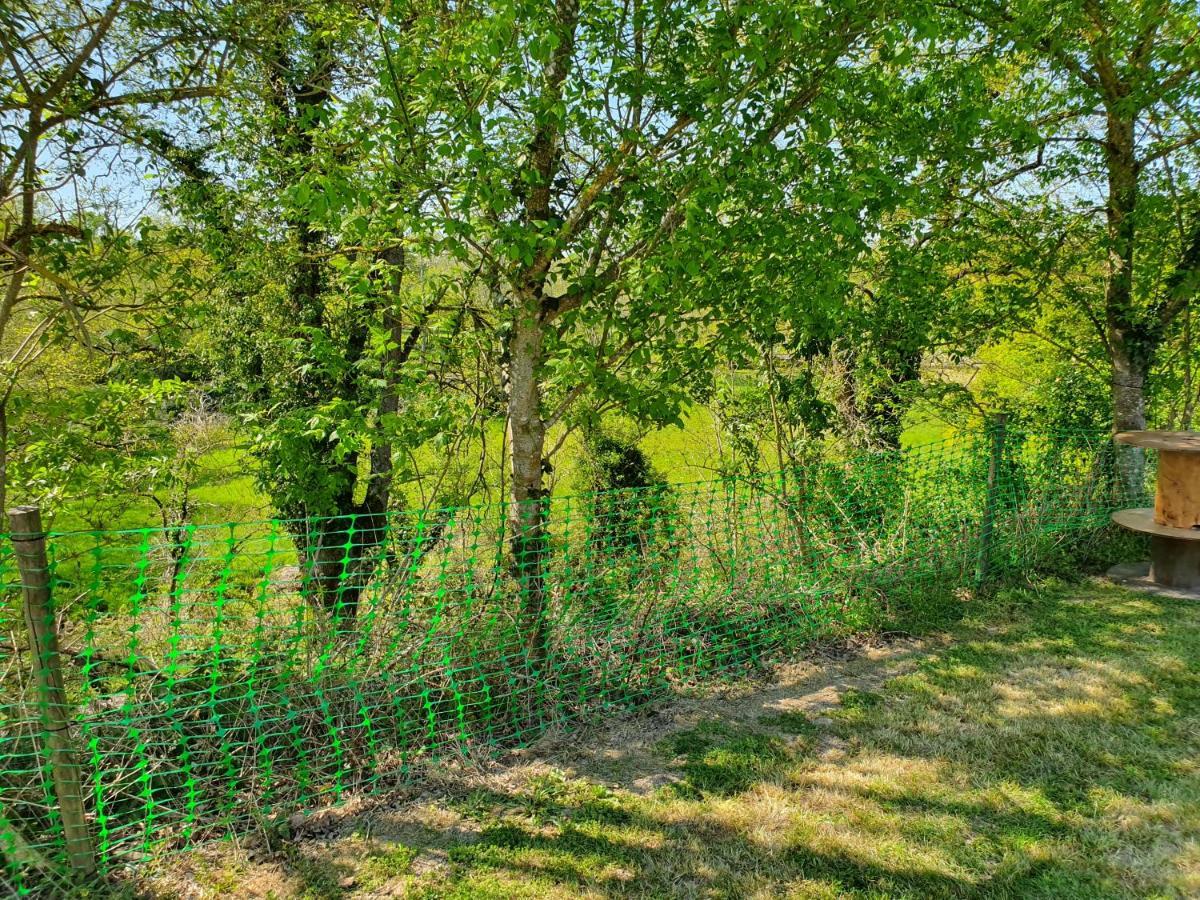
8, 506, 95, 876
974, 415, 1008, 588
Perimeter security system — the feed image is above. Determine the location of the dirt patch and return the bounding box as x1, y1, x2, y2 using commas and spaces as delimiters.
512, 633, 931, 790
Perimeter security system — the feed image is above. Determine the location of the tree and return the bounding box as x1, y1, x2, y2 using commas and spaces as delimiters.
381, 0, 898, 664
0, 0, 228, 510
955, 0, 1200, 490
656, 11, 1039, 451
167, 1, 500, 621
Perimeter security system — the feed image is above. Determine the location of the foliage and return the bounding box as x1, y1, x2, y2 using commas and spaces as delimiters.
0, 0, 1197, 604
0, 0, 229, 511
3, 2, 1199, 892
577, 423, 675, 558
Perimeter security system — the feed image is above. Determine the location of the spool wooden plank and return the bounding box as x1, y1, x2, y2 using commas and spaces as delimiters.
1112, 432, 1200, 590
1111, 510, 1200, 588
1115, 431, 1200, 452
1113, 432, 1200, 527
1155, 450, 1200, 527
1112, 507, 1200, 538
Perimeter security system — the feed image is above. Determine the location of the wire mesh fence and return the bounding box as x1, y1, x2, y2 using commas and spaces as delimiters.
0, 427, 1139, 891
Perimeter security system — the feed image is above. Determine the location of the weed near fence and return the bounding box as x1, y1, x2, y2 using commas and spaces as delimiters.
0, 428, 1138, 893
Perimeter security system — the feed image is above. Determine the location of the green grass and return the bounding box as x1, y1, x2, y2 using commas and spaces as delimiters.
657, 721, 795, 798
900, 397, 957, 448
756, 709, 819, 735
137, 578, 1200, 898
188, 445, 269, 521
46, 398, 956, 535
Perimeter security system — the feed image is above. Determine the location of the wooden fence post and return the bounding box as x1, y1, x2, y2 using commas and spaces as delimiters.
8, 506, 95, 876
974, 415, 1008, 589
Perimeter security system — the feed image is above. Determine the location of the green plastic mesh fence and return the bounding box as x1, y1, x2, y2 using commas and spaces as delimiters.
0, 428, 1141, 892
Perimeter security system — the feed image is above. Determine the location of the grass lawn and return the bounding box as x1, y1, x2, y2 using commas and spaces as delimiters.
133, 578, 1200, 899
67, 402, 951, 533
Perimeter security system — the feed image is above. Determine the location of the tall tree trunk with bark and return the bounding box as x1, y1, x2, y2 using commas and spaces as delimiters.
1104, 110, 1150, 498
506, 295, 550, 667
305, 245, 409, 624
501, 0, 579, 671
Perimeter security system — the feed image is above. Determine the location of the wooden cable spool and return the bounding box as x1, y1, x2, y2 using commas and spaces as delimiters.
1112, 431, 1200, 589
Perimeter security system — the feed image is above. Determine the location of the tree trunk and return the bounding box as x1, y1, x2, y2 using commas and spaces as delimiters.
360, 242, 409, 559
830, 342, 865, 448
506, 296, 550, 669
500, 0, 580, 673
1110, 346, 1147, 431
1104, 110, 1149, 499
869, 347, 922, 451
834, 340, 921, 451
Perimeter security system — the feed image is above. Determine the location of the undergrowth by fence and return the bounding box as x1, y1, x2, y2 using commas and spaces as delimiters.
0, 427, 1138, 892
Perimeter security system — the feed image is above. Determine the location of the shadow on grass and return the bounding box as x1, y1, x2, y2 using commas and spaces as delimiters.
414, 581, 1199, 898
425, 781, 1087, 898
